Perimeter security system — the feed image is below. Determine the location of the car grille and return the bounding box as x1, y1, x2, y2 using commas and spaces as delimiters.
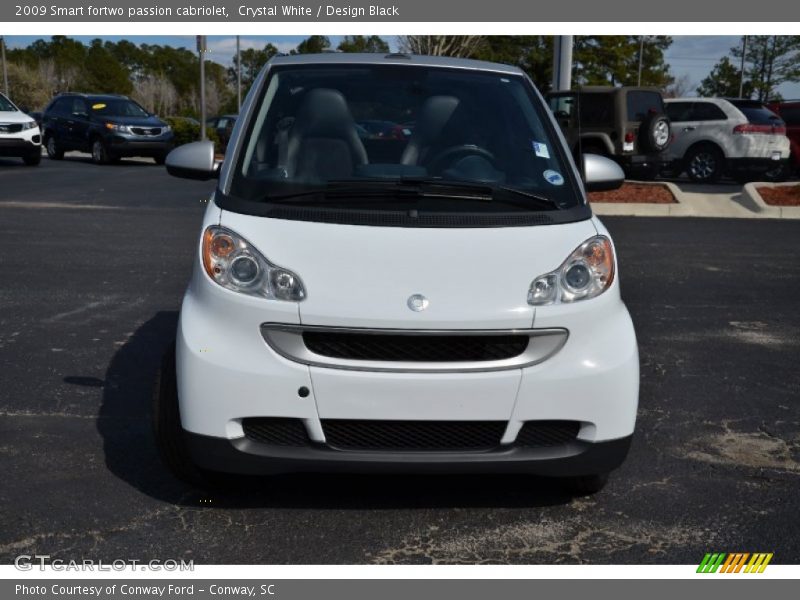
0, 123, 23, 134
322, 420, 507, 451
242, 418, 310, 446
302, 331, 529, 363
241, 418, 582, 453
515, 420, 581, 447
130, 127, 162, 136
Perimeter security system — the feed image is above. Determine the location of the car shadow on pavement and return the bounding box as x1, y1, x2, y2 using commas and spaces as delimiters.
59, 154, 160, 167
97, 311, 576, 510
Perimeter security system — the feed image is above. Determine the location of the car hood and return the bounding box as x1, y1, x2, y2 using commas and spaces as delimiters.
219, 210, 598, 329
0, 110, 34, 124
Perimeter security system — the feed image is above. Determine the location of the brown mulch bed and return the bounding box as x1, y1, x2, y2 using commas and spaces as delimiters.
756, 185, 800, 206
589, 182, 676, 204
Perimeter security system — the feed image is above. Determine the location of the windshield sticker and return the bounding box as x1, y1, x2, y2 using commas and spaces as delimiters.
532, 141, 550, 159
543, 169, 564, 186
91, 103, 106, 110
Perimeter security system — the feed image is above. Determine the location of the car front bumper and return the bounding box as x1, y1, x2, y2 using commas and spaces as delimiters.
175, 254, 639, 475
0, 133, 41, 157
185, 430, 632, 476
107, 134, 174, 157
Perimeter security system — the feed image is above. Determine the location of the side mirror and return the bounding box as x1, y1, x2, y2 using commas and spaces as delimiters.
165, 141, 219, 180
583, 153, 625, 192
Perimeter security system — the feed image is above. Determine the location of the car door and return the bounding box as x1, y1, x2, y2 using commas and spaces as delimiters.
664, 101, 697, 160
44, 98, 70, 146
693, 102, 732, 157
65, 98, 92, 151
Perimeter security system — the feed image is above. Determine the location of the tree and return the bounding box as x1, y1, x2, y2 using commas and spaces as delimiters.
573, 36, 674, 89
5, 62, 52, 109
473, 36, 553, 90
397, 36, 487, 58
228, 44, 279, 90
730, 36, 800, 102
293, 36, 331, 55
663, 74, 693, 99
696, 56, 752, 98
85, 39, 133, 94
337, 36, 389, 53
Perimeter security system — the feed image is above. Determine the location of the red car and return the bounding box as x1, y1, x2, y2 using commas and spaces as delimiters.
768, 100, 800, 174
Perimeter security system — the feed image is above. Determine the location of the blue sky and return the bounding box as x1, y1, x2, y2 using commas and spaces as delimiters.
5, 35, 799, 98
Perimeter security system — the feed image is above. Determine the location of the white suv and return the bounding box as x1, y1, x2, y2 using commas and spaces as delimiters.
0, 93, 41, 166
158, 53, 639, 495
665, 97, 790, 183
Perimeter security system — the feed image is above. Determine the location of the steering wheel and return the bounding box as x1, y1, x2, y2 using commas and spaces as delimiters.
425, 144, 497, 174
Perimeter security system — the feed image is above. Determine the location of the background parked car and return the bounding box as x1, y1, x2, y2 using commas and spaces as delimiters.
206, 114, 237, 153
0, 92, 42, 166
767, 99, 800, 176
664, 98, 790, 183
546, 86, 671, 179
42, 93, 174, 165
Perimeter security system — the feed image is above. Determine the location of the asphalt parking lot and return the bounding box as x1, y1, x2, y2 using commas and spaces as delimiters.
1, 155, 799, 565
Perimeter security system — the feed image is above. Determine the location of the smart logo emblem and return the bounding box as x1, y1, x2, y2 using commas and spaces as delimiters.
407, 294, 429, 312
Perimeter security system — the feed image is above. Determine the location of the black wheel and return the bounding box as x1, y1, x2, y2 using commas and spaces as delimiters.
685, 145, 724, 183
153, 343, 206, 486
23, 151, 41, 166
639, 112, 671, 154
45, 135, 64, 160
91, 138, 112, 165
561, 473, 609, 495
154, 153, 167, 165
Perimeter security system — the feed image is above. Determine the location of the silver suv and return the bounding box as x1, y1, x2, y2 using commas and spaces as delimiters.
665, 98, 791, 183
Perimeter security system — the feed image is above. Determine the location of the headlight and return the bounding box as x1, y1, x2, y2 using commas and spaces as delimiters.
21, 120, 38, 131
201, 225, 306, 301
161, 124, 171, 133
528, 236, 615, 305
105, 123, 131, 133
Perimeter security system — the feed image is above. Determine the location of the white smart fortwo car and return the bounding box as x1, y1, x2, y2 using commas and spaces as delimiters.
159, 53, 639, 494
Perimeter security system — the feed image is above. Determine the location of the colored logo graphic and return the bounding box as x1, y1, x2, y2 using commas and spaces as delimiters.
697, 553, 773, 573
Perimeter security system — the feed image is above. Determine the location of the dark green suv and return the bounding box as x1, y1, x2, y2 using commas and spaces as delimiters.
547, 86, 671, 178
41, 93, 174, 164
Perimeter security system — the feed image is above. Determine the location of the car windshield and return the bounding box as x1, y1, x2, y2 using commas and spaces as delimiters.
230, 64, 580, 212
90, 99, 149, 118
0, 94, 18, 112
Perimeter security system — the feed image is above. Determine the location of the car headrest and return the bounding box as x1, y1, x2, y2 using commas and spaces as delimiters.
292, 88, 359, 139
415, 95, 460, 143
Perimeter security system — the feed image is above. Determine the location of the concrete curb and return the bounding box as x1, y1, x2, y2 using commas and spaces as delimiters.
593, 180, 800, 219
591, 181, 683, 217
743, 182, 800, 220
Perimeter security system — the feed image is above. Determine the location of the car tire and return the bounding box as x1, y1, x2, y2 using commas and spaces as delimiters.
686, 145, 724, 183
154, 153, 167, 165
23, 151, 42, 166
91, 138, 112, 165
639, 112, 671, 154
153, 342, 208, 487
45, 136, 64, 160
561, 473, 609, 495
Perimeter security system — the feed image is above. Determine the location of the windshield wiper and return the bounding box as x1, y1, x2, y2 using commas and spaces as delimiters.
264, 178, 561, 210
266, 179, 493, 203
